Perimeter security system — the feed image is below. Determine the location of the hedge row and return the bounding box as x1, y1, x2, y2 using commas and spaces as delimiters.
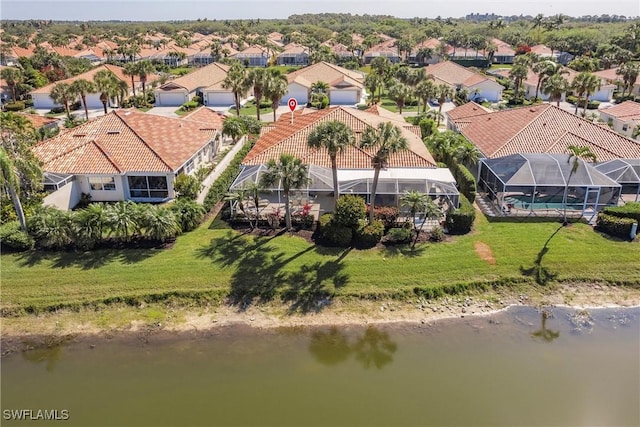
596, 213, 637, 239
203, 139, 255, 211
603, 202, 640, 223
454, 164, 477, 202
445, 194, 475, 234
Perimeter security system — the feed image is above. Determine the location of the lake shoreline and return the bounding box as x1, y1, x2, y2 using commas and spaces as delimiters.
2, 282, 639, 353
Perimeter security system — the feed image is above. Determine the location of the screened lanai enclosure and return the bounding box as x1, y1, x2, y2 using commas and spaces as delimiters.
594, 159, 640, 202
478, 153, 622, 217
229, 164, 460, 218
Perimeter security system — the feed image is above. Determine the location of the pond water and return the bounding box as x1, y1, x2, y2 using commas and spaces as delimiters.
1, 306, 639, 427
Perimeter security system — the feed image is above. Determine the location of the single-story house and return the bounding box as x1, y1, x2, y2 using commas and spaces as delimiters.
599, 101, 640, 140
33, 109, 222, 210
445, 101, 493, 131
363, 40, 401, 65
233, 46, 270, 67
425, 61, 503, 102
490, 39, 515, 64
407, 38, 443, 66
30, 64, 156, 110
530, 44, 574, 65
277, 43, 309, 66
594, 67, 640, 97
231, 105, 459, 215
153, 62, 237, 107
145, 46, 197, 67
285, 61, 366, 105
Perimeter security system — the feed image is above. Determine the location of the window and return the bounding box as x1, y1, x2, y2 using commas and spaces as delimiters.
622, 124, 629, 131
184, 159, 195, 174
88, 176, 116, 191
127, 175, 168, 199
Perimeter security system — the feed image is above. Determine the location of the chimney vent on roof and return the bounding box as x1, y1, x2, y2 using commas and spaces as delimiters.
530, 108, 536, 112
107, 130, 120, 135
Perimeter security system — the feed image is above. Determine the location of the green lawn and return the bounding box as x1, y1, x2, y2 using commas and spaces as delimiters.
2, 215, 639, 315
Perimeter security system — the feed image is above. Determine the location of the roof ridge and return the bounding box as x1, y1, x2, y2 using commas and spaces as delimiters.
489, 104, 552, 156
113, 110, 174, 171
91, 138, 124, 173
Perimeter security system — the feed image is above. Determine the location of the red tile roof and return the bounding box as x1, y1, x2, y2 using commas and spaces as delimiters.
180, 106, 226, 129
286, 62, 364, 89
33, 110, 217, 175
157, 62, 230, 92
446, 102, 492, 121
425, 61, 498, 89
244, 106, 436, 169
17, 113, 59, 129
450, 104, 640, 161
600, 101, 640, 120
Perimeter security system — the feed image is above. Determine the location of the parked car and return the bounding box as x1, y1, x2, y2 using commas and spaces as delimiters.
473, 96, 488, 103
429, 99, 439, 107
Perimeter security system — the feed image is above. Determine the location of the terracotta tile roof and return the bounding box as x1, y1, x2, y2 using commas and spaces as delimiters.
530, 44, 553, 56
446, 102, 492, 121
279, 43, 308, 55
32, 110, 217, 175
451, 104, 640, 161
30, 64, 157, 94
180, 106, 225, 130
364, 39, 398, 57
17, 113, 59, 129
235, 46, 269, 56
425, 61, 497, 88
594, 67, 640, 86
156, 62, 230, 92
287, 62, 364, 89
410, 38, 441, 54
600, 101, 640, 120
491, 39, 515, 56
243, 106, 436, 169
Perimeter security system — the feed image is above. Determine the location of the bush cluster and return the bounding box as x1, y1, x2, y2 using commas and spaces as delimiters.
203, 139, 255, 211
333, 195, 367, 228
319, 213, 353, 247
454, 164, 477, 202
445, 194, 475, 234
367, 205, 399, 229
603, 202, 640, 223
596, 213, 637, 239
386, 227, 411, 243
4, 101, 25, 112
354, 219, 385, 248
181, 100, 199, 111
0, 221, 34, 251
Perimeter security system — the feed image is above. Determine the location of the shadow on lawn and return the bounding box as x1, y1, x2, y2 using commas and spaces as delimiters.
196, 231, 350, 313
520, 225, 563, 285
15, 247, 159, 270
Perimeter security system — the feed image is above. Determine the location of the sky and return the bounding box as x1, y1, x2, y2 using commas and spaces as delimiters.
2, 0, 639, 21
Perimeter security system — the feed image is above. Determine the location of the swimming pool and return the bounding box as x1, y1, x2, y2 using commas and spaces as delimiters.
504, 194, 582, 211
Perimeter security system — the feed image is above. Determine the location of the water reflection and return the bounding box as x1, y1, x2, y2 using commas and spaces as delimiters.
532, 310, 560, 343
21, 337, 70, 373
308, 325, 398, 370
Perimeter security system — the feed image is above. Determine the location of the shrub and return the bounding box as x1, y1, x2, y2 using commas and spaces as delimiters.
292, 203, 314, 229
174, 173, 202, 200
355, 219, 385, 248
323, 222, 353, 247
596, 213, 637, 239
368, 205, 399, 229
386, 226, 411, 243
309, 93, 329, 109
49, 106, 66, 114
333, 195, 367, 228
603, 202, 640, 223
203, 138, 255, 211
191, 95, 202, 105
418, 117, 437, 138
455, 164, 477, 201
181, 100, 198, 111
171, 199, 206, 232
4, 101, 25, 111
445, 194, 475, 235
27, 206, 74, 249
0, 221, 34, 251
318, 213, 333, 231
429, 225, 445, 242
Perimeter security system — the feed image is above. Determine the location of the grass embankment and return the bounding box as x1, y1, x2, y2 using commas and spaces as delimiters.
2, 214, 639, 317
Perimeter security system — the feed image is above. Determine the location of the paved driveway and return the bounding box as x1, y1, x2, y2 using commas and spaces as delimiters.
145, 106, 181, 118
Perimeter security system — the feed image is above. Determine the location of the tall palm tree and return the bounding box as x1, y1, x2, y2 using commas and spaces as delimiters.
259, 153, 310, 231
364, 73, 383, 105
360, 122, 409, 223
434, 84, 454, 126
247, 67, 269, 121
311, 80, 329, 94
135, 60, 156, 104
0, 114, 43, 232
264, 68, 288, 121
307, 120, 355, 207
415, 79, 436, 113
455, 140, 481, 167
222, 62, 250, 116
541, 73, 569, 106
123, 62, 137, 96
562, 145, 597, 225
532, 60, 558, 101
93, 69, 120, 114
0, 67, 24, 102
616, 61, 639, 97
70, 79, 96, 121
571, 72, 601, 116
509, 61, 529, 103
49, 82, 75, 117
387, 80, 413, 114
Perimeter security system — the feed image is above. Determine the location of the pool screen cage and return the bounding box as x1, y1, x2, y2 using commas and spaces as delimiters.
230, 164, 460, 212
594, 159, 640, 202
478, 153, 622, 216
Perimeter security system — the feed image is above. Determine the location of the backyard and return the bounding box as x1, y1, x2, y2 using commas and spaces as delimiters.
2, 214, 639, 318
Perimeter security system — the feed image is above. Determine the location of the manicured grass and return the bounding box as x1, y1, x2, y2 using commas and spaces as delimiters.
2, 214, 639, 315
238, 104, 274, 118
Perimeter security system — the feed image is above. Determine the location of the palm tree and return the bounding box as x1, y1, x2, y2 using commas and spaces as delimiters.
93, 69, 120, 114
247, 67, 269, 121
222, 62, 250, 116
135, 60, 156, 105
225, 182, 262, 229
141, 205, 182, 242
360, 122, 409, 223
70, 79, 96, 121
415, 79, 436, 113
541, 73, 569, 106
0, 113, 43, 232
571, 72, 601, 116
123, 62, 137, 97
532, 60, 557, 101
49, 82, 75, 117
264, 69, 288, 121
364, 73, 383, 105
259, 153, 310, 231
311, 80, 329, 95
387, 79, 412, 114
562, 145, 597, 225
455, 141, 481, 167
434, 84, 453, 126
307, 120, 355, 207
222, 116, 246, 144
170, 199, 206, 232
104, 201, 140, 242
74, 203, 106, 249
531, 14, 546, 42
401, 191, 441, 247
0, 67, 24, 102
616, 62, 639, 97
509, 61, 529, 103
